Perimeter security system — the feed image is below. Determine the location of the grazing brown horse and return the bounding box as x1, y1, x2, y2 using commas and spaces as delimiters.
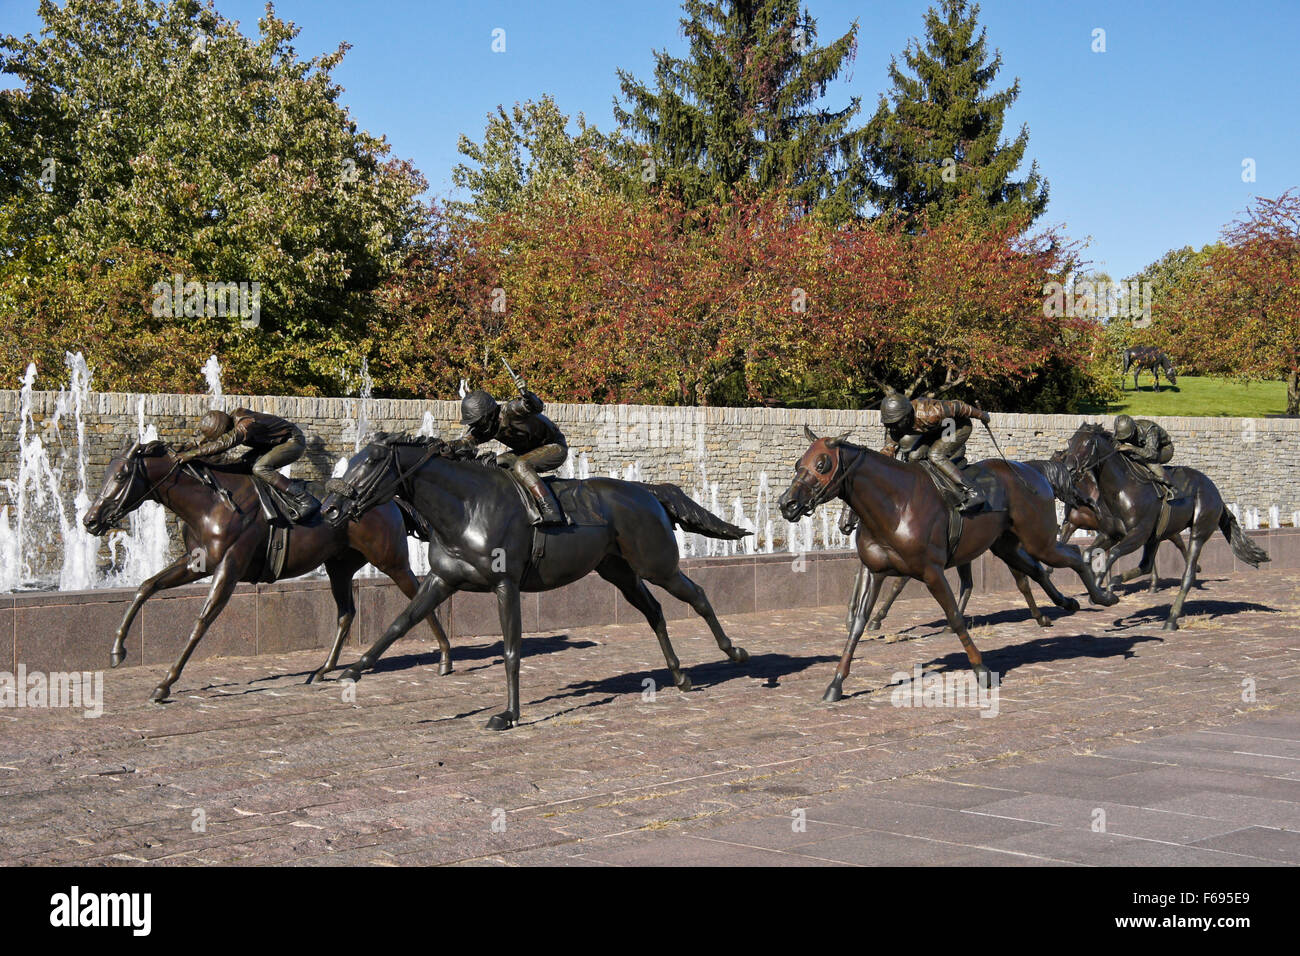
81, 440, 452, 701
779, 428, 1118, 700
1122, 346, 1178, 391
1062, 424, 1268, 629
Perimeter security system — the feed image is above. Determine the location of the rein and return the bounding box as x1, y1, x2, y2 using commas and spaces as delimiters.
330, 441, 442, 514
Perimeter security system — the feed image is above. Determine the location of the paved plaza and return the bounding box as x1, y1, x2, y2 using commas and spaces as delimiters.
2, 567, 1298, 866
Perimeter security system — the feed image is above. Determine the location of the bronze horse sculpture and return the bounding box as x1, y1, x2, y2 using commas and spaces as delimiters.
779, 428, 1118, 701
320, 435, 750, 730
1122, 346, 1178, 392
81, 440, 453, 701
1062, 424, 1268, 629
1052, 449, 1198, 591
846, 455, 1098, 635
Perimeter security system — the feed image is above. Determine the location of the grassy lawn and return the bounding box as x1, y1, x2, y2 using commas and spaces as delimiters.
1085, 375, 1290, 418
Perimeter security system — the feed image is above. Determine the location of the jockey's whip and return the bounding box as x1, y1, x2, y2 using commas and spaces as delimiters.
981, 419, 1035, 494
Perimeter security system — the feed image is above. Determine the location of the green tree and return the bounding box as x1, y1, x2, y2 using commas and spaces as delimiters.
614, 0, 869, 220
863, 0, 1047, 228
0, 0, 427, 393
449, 95, 617, 219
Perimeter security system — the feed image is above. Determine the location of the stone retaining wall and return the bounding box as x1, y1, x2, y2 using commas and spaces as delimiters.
1, 388, 1298, 580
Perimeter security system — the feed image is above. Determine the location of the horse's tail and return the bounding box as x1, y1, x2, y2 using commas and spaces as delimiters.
1219, 509, 1270, 567
645, 483, 751, 540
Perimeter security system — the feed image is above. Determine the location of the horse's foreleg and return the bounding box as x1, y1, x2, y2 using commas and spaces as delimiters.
112, 554, 207, 668
486, 580, 523, 731
307, 557, 362, 685
149, 557, 242, 702
824, 568, 883, 702
340, 574, 452, 683
385, 562, 453, 675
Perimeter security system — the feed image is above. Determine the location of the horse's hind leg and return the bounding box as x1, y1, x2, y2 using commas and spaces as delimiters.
992, 536, 1079, 614
596, 558, 692, 691
656, 570, 748, 664
111, 553, 207, 668
1011, 570, 1051, 627
922, 566, 991, 686
382, 559, 454, 675
824, 568, 883, 702
307, 555, 363, 685
1164, 521, 1213, 631
868, 575, 908, 630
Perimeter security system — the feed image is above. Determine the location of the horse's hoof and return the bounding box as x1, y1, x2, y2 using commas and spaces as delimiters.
729, 646, 749, 664
822, 683, 844, 703
867, 618, 883, 631
1094, 590, 1119, 607
972, 665, 993, 688
340, 667, 362, 683
149, 686, 169, 703
1162, 620, 1179, 632
1062, 598, 1080, 613
1037, 617, 1053, 628
485, 712, 515, 731
438, 661, 453, 676
109, 651, 124, 668
304, 670, 324, 685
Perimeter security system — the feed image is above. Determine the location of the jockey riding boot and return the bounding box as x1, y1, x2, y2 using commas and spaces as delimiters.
269, 472, 320, 521
518, 467, 565, 526
1147, 462, 1177, 496
932, 454, 986, 515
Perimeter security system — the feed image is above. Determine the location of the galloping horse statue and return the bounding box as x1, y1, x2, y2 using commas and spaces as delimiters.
778, 427, 1118, 701
1122, 346, 1178, 392
1052, 449, 1198, 591
320, 435, 750, 731
851, 455, 1100, 634
1062, 424, 1268, 629
82, 440, 453, 701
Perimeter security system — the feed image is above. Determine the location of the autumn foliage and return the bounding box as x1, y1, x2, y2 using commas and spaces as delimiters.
375, 187, 1100, 410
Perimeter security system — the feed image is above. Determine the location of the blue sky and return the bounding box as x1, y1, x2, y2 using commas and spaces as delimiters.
2, 0, 1297, 278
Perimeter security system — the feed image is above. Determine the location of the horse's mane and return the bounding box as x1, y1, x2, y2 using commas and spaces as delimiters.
373, 430, 445, 448
1076, 422, 1113, 440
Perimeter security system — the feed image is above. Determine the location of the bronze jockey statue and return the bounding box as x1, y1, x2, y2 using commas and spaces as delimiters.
176, 408, 319, 520
451, 366, 568, 526
1113, 414, 1176, 491
881, 392, 991, 514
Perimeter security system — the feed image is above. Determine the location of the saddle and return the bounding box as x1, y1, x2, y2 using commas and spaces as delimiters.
186, 460, 320, 583
1117, 455, 1190, 538
917, 459, 1009, 566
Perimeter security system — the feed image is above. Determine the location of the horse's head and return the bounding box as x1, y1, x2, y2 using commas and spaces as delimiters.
1062, 423, 1112, 481
83, 440, 171, 536
778, 425, 853, 521
1163, 357, 1178, 384
320, 440, 402, 527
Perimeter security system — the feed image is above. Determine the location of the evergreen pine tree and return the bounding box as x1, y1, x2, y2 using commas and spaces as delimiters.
614, 0, 868, 220
864, 0, 1048, 227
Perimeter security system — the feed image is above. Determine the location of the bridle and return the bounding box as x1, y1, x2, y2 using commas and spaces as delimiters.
789, 437, 859, 516
1064, 429, 1119, 483
95, 444, 182, 526
326, 440, 443, 517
